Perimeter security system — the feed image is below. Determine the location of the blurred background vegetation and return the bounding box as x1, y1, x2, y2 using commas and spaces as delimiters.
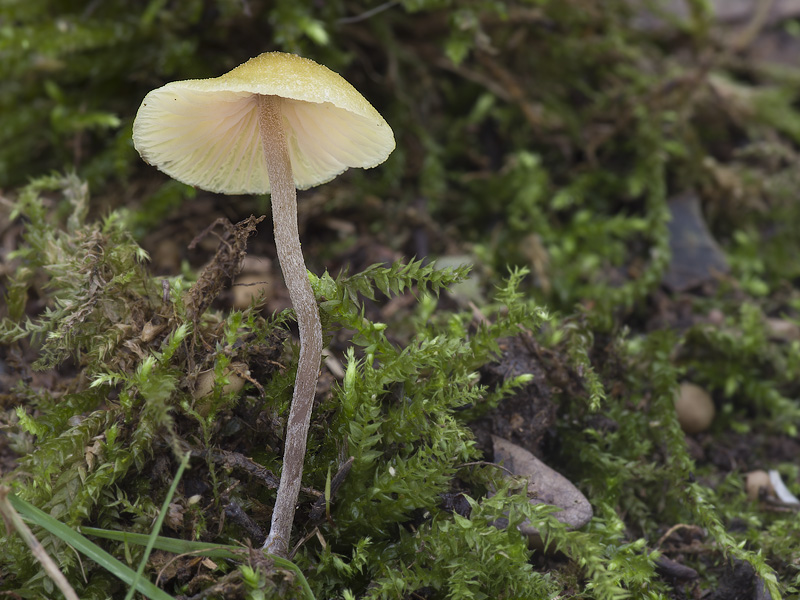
4, 0, 800, 312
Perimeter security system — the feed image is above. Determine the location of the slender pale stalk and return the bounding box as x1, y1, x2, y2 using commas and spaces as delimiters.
257, 94, 323, 557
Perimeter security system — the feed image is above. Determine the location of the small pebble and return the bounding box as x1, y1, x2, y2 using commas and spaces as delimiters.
675, 382, 715, 434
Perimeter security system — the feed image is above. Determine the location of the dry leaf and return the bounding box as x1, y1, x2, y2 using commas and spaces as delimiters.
492, 435, 592, 549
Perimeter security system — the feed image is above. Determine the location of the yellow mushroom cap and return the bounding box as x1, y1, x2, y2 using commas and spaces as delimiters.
132, 52, 395, 194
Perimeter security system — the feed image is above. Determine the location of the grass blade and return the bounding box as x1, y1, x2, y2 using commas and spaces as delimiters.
124, 451, 190, 600
80, 527, 316, 600
8, 491, 176, 600
0, 486, 80, 600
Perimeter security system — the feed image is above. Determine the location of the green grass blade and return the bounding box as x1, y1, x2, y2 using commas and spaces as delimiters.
8, 492, 176, 600
80, 527, 316, 600
125, 452, 191, 600
81, 527, 244, 559
125, 451, 191, 600
0, 487, 79, 600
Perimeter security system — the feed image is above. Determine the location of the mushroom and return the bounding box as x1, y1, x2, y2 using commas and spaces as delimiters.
132, 52, 395, 557
745, 470, 773, 501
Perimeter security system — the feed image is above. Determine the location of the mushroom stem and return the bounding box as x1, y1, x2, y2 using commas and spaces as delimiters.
257, 94, 323, 558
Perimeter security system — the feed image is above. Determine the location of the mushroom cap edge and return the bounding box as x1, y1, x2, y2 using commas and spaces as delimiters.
132, 52, 396, 194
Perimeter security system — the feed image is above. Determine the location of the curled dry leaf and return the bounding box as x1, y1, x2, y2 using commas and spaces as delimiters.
492, 435, 592, 549
84, 438, 103, 473
769, 470, 800, 504
140, 317, 167, 344
166, 501, 185, 530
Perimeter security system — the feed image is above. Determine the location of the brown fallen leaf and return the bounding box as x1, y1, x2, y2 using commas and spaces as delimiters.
492, 435, 592, 550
